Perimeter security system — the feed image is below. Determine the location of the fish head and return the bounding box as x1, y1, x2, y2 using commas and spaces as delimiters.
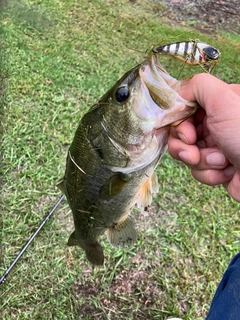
99, 53, 197, 153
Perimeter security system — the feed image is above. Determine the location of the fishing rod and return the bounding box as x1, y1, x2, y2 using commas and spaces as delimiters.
0, 194, 65, 285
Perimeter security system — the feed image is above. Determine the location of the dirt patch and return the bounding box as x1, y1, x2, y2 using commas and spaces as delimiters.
157, 0, 240, 35
74, 268, 164, 320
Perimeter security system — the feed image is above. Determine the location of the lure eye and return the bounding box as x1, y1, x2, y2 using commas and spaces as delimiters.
115, 86, 129, 103
203, 46, 219, 60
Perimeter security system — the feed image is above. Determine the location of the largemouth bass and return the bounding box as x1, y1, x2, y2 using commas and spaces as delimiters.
58, 53, 197, 265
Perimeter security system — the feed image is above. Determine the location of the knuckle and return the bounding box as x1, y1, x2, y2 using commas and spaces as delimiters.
192, 169, 225, 186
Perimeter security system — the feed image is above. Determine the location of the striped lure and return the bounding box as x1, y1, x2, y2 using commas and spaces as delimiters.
152, 39, 220, 73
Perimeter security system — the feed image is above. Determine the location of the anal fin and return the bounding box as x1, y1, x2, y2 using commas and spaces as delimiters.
106, 216, 137, 248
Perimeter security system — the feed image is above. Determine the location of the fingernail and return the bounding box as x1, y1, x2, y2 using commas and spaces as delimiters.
206, 152, 226, 166
224, 166, 235, 176
179, 151, 193, 164
178, 133, 189, 144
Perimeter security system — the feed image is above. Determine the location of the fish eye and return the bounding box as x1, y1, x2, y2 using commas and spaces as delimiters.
203, 47, 219, 60
115, 86, 129, 103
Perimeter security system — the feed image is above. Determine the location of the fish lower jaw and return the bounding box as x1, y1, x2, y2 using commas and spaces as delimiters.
158, 105, 197, 128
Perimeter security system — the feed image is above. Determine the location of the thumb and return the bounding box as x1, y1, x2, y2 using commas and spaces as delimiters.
178, 74, 240, 119
229, 84, 240, 96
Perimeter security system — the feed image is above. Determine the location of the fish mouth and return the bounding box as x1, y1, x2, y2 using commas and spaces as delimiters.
137, 54, 197, 128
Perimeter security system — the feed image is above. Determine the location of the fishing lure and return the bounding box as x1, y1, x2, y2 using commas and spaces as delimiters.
152, 39, 220, 73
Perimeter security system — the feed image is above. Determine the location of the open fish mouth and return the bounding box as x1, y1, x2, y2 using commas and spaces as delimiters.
132, 53, 197, 128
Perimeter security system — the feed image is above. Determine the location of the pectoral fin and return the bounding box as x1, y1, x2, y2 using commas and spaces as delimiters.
106, 216, 137, 248
100, 173, 131, 200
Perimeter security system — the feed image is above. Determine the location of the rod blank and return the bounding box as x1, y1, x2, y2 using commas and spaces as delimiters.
0, 194, 65, 285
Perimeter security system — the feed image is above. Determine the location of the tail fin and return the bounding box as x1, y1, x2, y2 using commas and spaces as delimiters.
85, 243, 104, 266
67, 231, 104, 265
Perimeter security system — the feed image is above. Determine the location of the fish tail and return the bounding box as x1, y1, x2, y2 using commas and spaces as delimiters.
106, 216, 137, 248
85, 243, 104, 266
67, 231, 104, 265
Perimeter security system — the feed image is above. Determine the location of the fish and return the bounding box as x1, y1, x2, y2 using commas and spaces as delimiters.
58, 53, 197, 265
152, 39, 220, 73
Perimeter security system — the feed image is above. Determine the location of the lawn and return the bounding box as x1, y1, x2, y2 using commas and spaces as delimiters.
1, 0, 240, 319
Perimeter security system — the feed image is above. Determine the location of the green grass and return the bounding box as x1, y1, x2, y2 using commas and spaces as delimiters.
1, 0, 240, 319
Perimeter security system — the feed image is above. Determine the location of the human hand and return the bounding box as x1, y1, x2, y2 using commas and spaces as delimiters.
168, 73, 240, 202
